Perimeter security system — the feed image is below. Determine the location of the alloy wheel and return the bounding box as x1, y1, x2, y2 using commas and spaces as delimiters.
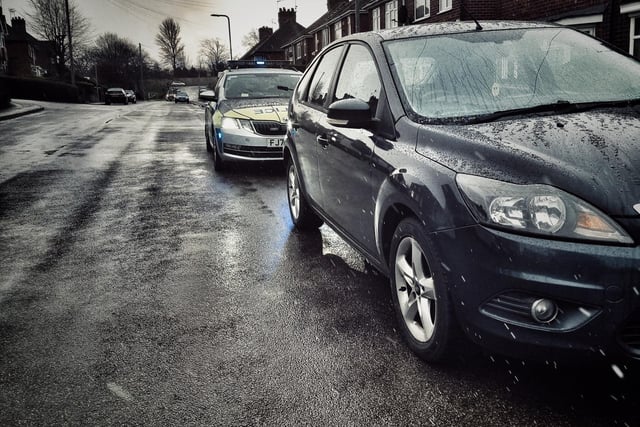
394, 236, 437, 342
288, 164, 300, 220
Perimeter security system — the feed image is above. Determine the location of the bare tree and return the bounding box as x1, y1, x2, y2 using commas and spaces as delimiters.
241, 28, 260, 50
89, 33, 139, 87
199, 38, 229, 74
26, 0, 91, 78
155, 18, 184, 75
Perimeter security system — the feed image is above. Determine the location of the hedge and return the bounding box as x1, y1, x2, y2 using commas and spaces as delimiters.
0, 76, 79, 103
0, 78, 9, 108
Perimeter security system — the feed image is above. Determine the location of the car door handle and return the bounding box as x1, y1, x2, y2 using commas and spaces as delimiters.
316, 134, 329, 148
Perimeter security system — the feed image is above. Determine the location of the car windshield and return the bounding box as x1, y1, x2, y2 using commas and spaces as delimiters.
224, 73, 300, 99
384, 27, 640, 121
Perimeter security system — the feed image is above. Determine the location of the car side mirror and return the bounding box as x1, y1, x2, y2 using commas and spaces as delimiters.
199, 90, 217, 102
327, 98, 372, 129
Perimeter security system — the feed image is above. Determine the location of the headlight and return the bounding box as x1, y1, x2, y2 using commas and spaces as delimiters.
221, 117, 253, 133
456, 174, 633, 244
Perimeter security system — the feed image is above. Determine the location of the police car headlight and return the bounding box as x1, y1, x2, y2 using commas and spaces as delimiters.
221, 117, 254, 132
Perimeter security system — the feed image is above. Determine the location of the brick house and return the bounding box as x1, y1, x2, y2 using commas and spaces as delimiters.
283, 0, 370, 69
1, 12, 56, 78
239, 8, 306, 64
283, 0, 640, 69
369, 0, 637, 56
0, 7, 7, 74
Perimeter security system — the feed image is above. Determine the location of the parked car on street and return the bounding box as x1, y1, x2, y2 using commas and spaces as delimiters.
174, 91, 189, 103
201, 67, 302, 171
125, 89, 136, 103
105, 87, 128, 105
285, 21, 640, 364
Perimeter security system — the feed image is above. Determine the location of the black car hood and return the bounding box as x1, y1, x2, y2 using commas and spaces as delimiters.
415, 108, 640, 216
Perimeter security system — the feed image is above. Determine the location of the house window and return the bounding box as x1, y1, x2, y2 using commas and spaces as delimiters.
315, 33, 320, 53
296, 43, 302, 60
554, 13, 602, 38
334, 20, 342, 40
322, 28, 330, 47
631, 16, 640, 59
415, 0, 430, 21
385, 0, 398, 29
372, 8, 381, 30
346, 16, 352, 35
439, 0, 452, 13
577, 26, 596, 36
621, 3, 640, 58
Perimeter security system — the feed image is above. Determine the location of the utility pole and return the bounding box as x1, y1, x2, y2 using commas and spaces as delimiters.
355, 0, 360, 33
139, 43, 145, 100
63, 0, 75, 85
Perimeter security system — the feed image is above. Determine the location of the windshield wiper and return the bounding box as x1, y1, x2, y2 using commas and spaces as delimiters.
277, 85, 294, 92
474, 98, 640, 123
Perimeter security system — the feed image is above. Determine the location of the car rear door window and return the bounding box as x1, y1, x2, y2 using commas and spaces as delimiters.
307, 46, 343, 108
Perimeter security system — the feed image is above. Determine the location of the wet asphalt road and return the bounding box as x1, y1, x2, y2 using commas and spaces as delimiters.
0, 99, 638, 426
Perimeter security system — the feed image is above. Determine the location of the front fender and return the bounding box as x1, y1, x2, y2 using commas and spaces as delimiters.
374, 160, 476, 268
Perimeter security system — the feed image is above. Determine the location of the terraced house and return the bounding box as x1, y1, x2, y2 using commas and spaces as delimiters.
282, 0, 640, 69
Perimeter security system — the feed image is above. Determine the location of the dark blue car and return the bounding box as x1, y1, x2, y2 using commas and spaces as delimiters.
285, 21, 640, 363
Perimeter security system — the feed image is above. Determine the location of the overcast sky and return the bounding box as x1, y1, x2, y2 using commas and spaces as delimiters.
1, 0, 327, 66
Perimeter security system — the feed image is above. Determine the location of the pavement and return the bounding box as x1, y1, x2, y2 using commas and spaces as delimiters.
0, 99, 44, 121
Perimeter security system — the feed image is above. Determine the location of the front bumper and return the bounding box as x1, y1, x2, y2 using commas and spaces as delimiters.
431, 224, 640, 361
215, 127, 285, 161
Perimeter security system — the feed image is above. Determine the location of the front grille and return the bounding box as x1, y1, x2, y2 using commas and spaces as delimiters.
223, 144, 283, 159
252, 121, 286, 136
619, 310, 640, 356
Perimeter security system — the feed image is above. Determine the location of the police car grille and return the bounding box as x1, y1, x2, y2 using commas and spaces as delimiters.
223, 144, 283, 159
252, 121, 286, 136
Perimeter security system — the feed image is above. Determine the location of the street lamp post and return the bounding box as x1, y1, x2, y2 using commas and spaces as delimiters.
210, 14, 232, 61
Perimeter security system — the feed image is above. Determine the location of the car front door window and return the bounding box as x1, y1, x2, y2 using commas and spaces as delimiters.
307, 47, 343, 108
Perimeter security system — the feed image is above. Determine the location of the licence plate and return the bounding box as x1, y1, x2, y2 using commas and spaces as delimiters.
267, 138, 284, 147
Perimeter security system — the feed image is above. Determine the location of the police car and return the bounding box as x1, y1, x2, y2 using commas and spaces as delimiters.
202, 64, 301, 171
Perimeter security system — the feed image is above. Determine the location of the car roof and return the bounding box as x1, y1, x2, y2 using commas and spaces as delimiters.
337, 20, 560, 44
107, 87, 124, 91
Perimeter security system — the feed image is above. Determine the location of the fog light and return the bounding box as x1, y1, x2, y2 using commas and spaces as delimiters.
531, 299, 558, 323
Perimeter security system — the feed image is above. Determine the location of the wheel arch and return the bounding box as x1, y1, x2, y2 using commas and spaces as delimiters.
375, 166, 474, 271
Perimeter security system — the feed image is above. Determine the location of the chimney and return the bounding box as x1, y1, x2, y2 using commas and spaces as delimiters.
278, 7, 296, 29
11, 16, 26, 34
258, 26, 273, 42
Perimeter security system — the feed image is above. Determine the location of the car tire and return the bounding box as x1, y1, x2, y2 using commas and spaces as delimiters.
389, 217, 459, 363
212, 131, 224, 171
205, 124, 213, 153
286, 157, 323, 230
